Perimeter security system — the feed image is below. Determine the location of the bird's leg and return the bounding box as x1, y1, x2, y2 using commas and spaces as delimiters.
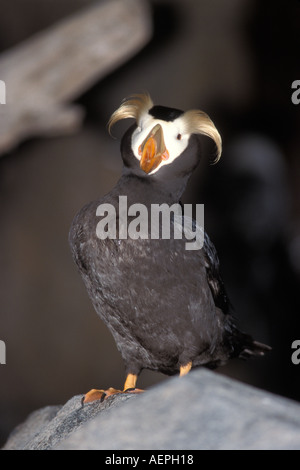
123, 373, 137, 391
82, 373, 144, 404
179, 361, 192, 376
122, 373, 144, 394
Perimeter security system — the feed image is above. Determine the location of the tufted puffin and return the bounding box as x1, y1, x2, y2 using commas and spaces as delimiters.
69, 93, 271, 403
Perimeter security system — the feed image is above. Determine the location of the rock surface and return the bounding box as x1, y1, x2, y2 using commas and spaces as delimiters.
3, 369, 300, 450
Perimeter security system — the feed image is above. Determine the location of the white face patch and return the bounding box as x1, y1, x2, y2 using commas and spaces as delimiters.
131, 113, 190, 175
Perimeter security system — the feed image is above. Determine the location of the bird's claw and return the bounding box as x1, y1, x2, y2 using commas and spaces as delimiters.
82, 386, 144, 405
82, 388, 114, 405
123, 387, 144, 394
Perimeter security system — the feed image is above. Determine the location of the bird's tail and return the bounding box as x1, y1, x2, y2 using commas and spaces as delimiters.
238, 337, 272, 360
224, 318, 271, 360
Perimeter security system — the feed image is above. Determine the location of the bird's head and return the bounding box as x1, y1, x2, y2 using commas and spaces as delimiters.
108, 93, 222, 181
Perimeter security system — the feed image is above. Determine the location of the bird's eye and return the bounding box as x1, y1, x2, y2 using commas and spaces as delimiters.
177, 133, 182, 141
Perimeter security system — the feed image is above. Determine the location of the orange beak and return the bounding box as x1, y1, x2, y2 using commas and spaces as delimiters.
139, 124, 169, 174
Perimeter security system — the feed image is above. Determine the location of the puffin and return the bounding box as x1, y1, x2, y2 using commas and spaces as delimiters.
69, 93, 270, 403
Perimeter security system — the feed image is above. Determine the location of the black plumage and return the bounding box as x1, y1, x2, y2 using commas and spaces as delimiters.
69, 94, 270, 400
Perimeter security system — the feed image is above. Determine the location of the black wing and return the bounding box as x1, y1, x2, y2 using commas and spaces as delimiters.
202, 230, 233, 315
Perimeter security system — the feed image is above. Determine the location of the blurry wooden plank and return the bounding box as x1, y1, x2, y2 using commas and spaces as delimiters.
0, 0, 152, 156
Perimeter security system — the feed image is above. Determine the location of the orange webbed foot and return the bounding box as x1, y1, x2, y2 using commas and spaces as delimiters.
81, 373, 144, 405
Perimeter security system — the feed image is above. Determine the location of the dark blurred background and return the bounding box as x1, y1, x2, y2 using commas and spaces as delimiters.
1, 0, 300, 446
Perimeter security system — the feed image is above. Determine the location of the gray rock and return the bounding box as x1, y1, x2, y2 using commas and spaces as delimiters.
3, 393, 136, 450
2, 405, 61, 450
3, 369, 300, 450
